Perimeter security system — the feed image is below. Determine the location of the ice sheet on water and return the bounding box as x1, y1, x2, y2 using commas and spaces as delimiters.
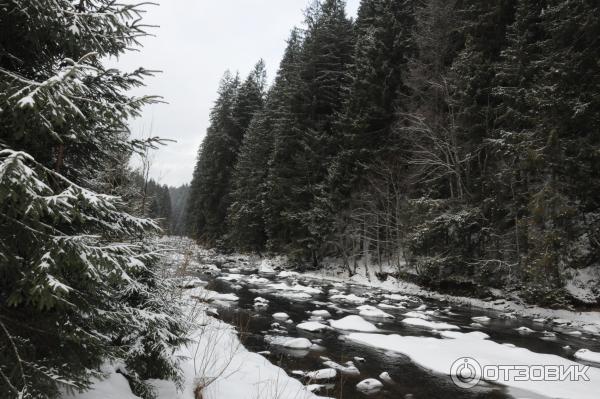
347, 332, 600, 399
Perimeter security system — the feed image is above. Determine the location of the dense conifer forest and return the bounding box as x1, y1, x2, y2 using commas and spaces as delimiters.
186, 0, 600, 306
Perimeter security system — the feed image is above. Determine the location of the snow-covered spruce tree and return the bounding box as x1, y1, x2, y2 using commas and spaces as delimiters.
264, 0, 354, 265
186, 71, 240, 243
187, 62, 265, 245
227, 110, 273, 252
0, 2, 186, 398
492, 0, 600, 305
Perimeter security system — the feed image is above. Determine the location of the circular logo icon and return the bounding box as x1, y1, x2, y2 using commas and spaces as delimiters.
450, 357, 482, 388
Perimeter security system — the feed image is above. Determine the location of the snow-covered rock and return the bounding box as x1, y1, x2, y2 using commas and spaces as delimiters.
311, 309, 332, 319
283, 338, 313, 350
259, 259, 276, 275
439, 331, 489, 340
217, 273, 243, 281
379, 371, 393, 384
247, 275, 270, 285
378, 302, 405, 309
197, 263, 219, 272
297, 321, 329, 332
471, 316, 491, 323
582, 323, 600, 335
402, 311, 429, 320
305, 368, 337, 380
401, 317, 459, 330
515, 326, 535, 334
281, 292, 313, 300
574, 349, 600, 364
357, 305, 393, 319
268, 282, 322, 295
382, 293, 412, 301
278, 270, 299, 278
330, 293, 368, 304
273, 312, 290, 321
356, 378, 383, 394
322, 360, 360, 376
329, 315, 378, 332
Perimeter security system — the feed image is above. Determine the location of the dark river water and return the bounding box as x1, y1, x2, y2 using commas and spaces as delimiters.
193, 261, 600, 399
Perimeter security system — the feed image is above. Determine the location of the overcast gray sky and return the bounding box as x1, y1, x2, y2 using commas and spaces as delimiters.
115, 0, 360, 187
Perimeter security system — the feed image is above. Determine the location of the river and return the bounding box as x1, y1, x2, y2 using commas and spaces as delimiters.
190, 257, 600, 399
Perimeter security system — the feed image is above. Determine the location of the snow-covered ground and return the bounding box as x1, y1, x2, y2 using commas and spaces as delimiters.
62, 241, 323, 399
64, 287, 323, 399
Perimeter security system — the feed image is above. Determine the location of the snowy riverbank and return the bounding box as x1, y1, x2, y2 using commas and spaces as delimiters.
300, 260, 600, 336
62, 241, 322, 399
63, 291, 321, 399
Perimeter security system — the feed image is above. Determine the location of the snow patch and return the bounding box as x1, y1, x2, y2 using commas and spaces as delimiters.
347, 332, 600, 399
297, 321, 329, 332
401, 317, 459, 330
311, 309, 332, 318
356, 378, 383, 394
283, 337, 313, 349
273, 312, 290, 321
305, 368, 336, 380
329, 315, 378, 332
330, 293, 368, 304
357, 305, 394, 319
574, 349, 600, 365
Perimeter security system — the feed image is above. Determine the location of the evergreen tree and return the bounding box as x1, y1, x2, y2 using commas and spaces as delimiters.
261, 28, 305, 253
329, 0, 415, 201
492, 0, 600, 304
492, 0, 554, 296
232, 59, 267, 143
187, 61, 266, 245
0, 2, 186, 397
186, 72, 239, 241
265, 1, 354, 264
325, 0, 417, 270
227, 111, 273, 251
